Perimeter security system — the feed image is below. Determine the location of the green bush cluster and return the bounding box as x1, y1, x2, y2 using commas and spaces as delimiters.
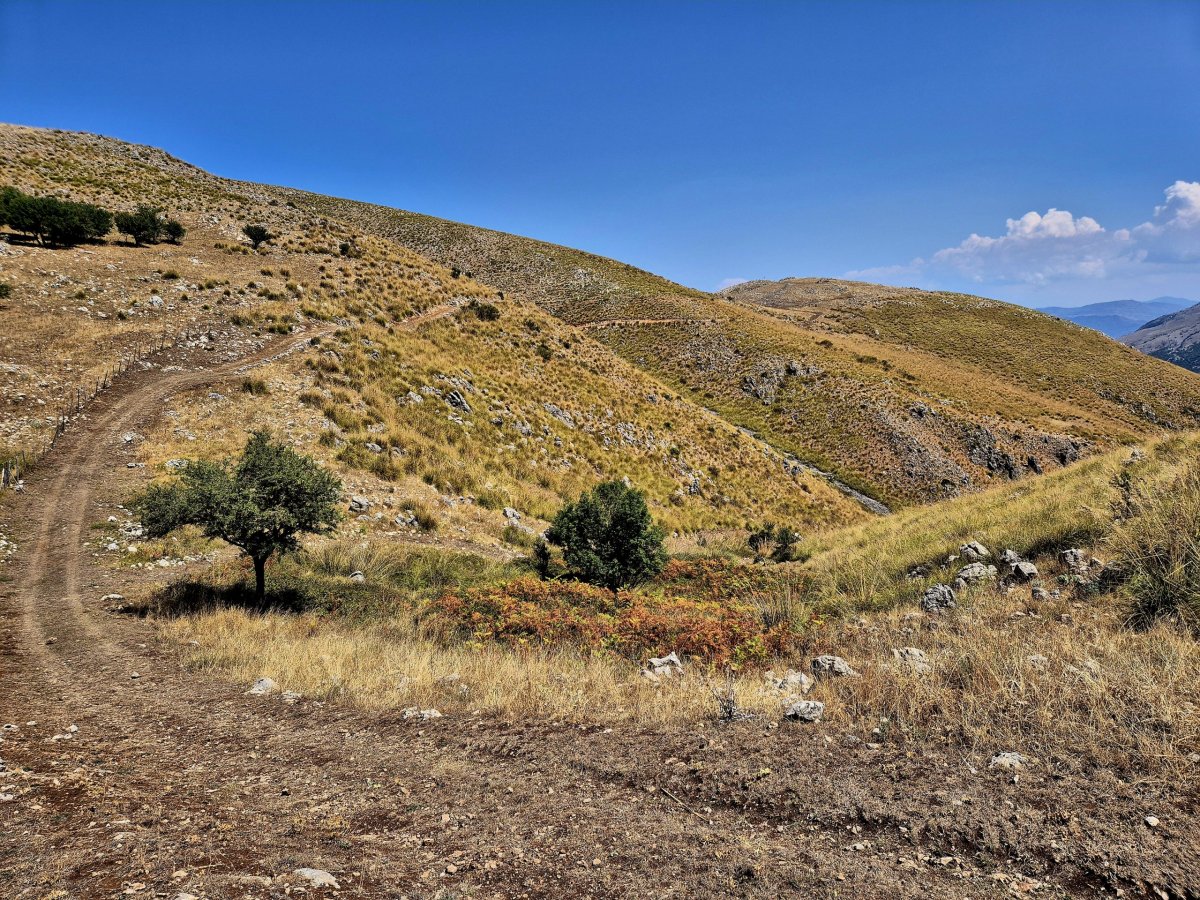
114, 204, 185, 246
0, 187, 185, 249
0, 185, 112, 247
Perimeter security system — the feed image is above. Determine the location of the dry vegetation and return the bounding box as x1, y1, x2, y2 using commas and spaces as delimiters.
155, 435, 1200, 788
6, 122, 1200, 799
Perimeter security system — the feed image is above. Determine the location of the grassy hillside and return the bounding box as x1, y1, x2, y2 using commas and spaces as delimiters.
285, 199, 1200, 507
0, 124, 862, 542
1124, 302, 1200, 373
6, 123, 1200, 515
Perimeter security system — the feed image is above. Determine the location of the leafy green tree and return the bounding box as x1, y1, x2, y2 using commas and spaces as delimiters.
544, 480, 667, 591
0, 186, 18, 227
163, 218, 186, 244
137, 431, 342, 601
242, 224, 273, 250
1, 189, 111, 247
115, 205, 165, 245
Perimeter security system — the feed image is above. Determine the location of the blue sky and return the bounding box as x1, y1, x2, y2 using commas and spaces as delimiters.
2, 1, 1198, 307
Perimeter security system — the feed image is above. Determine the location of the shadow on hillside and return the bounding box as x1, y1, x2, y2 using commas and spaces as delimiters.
123, 579, 308, 619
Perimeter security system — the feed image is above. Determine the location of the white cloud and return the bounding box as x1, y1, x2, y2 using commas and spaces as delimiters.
848, 181, 1200, 289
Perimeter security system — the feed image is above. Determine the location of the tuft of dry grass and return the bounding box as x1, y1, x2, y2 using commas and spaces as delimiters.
160, 609, 783, 726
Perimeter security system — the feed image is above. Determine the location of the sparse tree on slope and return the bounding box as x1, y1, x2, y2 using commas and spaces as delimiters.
544, 480, 667, 591
137, 431, 342, 601
115, 205, 166, 246
242, 224, 273, 250
163, 218, 186, 244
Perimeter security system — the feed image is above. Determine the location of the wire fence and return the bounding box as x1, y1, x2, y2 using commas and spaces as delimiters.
0, 326, 198, 494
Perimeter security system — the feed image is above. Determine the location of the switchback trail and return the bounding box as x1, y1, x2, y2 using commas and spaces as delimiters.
1, 328, 1195, 898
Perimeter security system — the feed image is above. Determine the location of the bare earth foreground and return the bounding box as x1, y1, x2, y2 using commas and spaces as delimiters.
2, 335, 1197, 899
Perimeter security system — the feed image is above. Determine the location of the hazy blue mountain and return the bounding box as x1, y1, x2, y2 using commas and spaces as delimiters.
1038, 297, 1195, 338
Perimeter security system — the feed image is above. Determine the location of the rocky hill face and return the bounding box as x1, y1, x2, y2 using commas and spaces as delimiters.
4, 124, 1200, 517
1124, 303, 1200, 373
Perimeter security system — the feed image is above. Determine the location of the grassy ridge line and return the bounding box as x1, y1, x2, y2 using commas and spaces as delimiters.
284, 187, 1200, 506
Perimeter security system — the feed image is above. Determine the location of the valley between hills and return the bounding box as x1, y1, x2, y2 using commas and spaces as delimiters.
2, 123, 1199, 898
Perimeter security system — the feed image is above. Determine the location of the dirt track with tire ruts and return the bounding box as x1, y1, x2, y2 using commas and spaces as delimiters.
2, 328, 1197, 899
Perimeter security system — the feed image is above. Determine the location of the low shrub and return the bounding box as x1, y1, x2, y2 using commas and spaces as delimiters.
431, 576, 807, 666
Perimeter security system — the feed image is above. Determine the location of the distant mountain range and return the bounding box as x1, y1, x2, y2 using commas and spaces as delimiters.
1038, 297, 1196, 338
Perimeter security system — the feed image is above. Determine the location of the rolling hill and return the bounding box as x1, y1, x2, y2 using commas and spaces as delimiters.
4, 124, 1200, 517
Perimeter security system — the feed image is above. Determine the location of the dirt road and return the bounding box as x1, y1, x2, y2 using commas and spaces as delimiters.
1, 329, 1196, 899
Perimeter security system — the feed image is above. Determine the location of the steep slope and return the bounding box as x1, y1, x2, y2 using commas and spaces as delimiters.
1124, 303, 1200, 372
6, 123, 1200, 513
0, 124, 862, 539
282, 182, 1200, 506
1037, 297, 1194, 338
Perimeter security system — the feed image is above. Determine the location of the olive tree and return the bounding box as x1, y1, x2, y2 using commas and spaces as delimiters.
137, 431, 342, 601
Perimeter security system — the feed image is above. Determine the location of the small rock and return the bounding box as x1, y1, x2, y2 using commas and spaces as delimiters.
989, 751, 1027, 771
1144, 815, 1159, 828
641, 651, 684, 681
402, 707, 443, 721
1026, 654, 1049, 670
921, 583, 956, 614
892, 647, 932, 675
247, 677, 279, 696
811, 655, 859, 679
348, 495, 372, 513
764, 668, 813, 694
1031, 586, 1048, 601
293, 868, 340, 889
959, 541, 990, 561
348, 570, 365, 583
956, 562, 998, 584
784, 700, 825, 723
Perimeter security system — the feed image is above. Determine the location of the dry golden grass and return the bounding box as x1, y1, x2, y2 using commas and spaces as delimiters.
161, 609, 783, 726
155, 434, 1200, 784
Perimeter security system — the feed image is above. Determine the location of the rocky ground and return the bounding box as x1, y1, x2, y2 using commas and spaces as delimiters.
1, 334, 1197, 900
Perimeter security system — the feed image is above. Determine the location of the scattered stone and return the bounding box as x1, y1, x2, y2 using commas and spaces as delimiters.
989, 751, 1027, 771
811, 655, 859, 679
784, 699, 825, 723
401, 707, 443, 721
281, 691, 303, 704
502, 507, 520, 521
1145, 815, 1160, 828
1061, 548, 1088, 571
764, 668, 813, 694
959, 541, 990, 562
921, 583, 956, 614
956, 562, 998, 583
642, 651, 684, 681
1011, 560, 1039, 581
293, 868, 340, 889
1026, 654, 1049, 671
348, 570, 365, 583
892, 647, 932, 675
348, 495, 372, 513
445, 390, 471, 413
1031, 586, 1048, 601
247, 677, 279, 696
165, 458, 188, 471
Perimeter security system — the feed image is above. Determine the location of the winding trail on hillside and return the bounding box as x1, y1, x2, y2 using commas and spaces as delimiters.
1, 326, 1195, 898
